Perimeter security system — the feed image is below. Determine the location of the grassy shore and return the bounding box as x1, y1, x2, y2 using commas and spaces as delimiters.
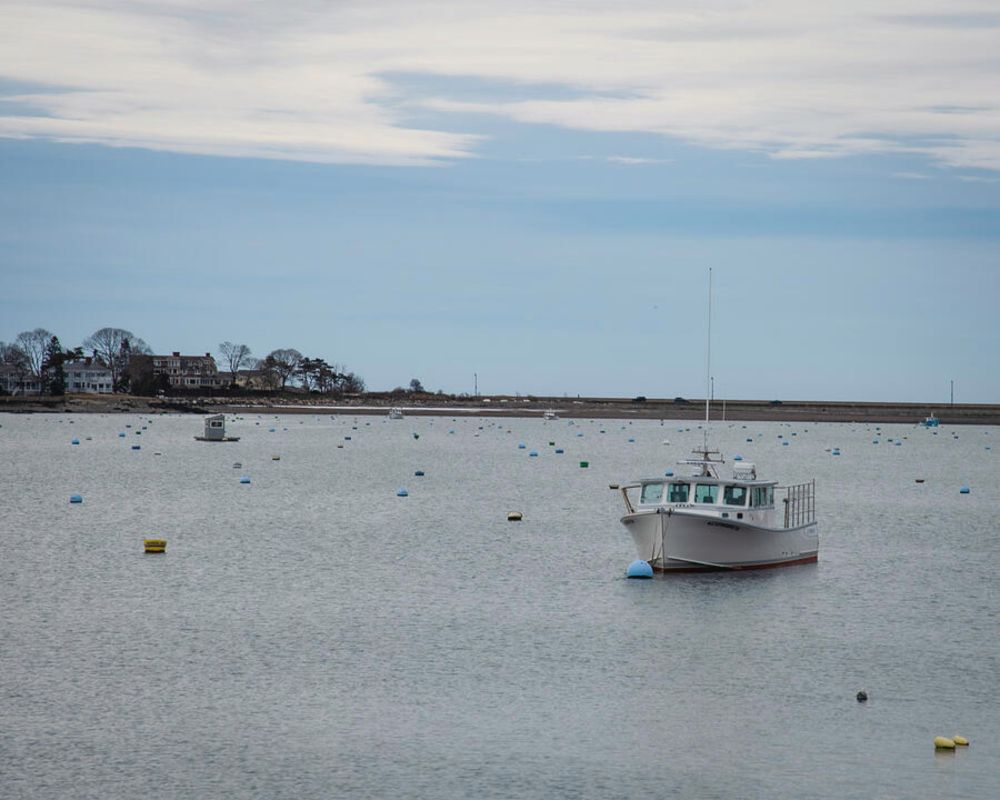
2, 392, 998, 425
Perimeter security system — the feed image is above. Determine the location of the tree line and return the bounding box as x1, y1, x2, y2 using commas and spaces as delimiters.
0, 327, 365, 396
219, 344, 366, 395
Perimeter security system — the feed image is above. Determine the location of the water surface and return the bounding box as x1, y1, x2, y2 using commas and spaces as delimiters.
2, 413, 997, 798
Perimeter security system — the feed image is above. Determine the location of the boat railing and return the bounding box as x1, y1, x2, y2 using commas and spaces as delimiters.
780, 480, 816, 528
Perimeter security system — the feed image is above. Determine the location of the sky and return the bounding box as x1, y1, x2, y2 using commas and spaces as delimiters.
1, 0, 999, 402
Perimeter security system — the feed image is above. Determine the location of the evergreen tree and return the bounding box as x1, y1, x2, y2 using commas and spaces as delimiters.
116, 338, 132, 392
42, 336, 66, 395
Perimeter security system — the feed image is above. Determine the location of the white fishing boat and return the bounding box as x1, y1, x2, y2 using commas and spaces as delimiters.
922, 413, 940, 427
611, 268, 818, 572
542, 409, 559, 420
388, 407, 404, 420
613, 452, 818, 571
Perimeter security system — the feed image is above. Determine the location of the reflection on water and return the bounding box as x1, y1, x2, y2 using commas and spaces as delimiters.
1, 413, 997, 799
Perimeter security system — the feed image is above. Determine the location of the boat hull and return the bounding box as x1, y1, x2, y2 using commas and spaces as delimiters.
620, 509, 818, 572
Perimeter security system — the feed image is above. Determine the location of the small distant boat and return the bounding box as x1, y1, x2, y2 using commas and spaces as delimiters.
388, 408, 404, 420
922, 414, 940, 427
194, 414, 240, 442
542, 410, 559, 420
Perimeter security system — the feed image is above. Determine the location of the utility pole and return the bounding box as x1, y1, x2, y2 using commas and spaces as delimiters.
950, 379, 954, 406
474, 372, 478, 397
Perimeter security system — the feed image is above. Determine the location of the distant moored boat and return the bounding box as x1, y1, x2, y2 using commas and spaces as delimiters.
194, 414, 240, 442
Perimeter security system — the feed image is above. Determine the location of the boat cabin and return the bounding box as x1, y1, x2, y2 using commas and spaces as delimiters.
631, 463, 776, 520
637, 478, 773, 510
203, 414, 227, 441
618, 458, 816, 529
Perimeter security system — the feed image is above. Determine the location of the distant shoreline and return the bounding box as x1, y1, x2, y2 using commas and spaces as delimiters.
3, 394, 999, 425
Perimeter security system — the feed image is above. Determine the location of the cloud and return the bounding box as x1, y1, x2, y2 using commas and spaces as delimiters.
1, 1, 998, 169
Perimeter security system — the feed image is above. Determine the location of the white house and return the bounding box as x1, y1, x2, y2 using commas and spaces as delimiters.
65, 358, 114, 394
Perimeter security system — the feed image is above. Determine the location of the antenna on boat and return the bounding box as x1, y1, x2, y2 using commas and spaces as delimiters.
680, 266, 723, 478
704, 267, 712, 453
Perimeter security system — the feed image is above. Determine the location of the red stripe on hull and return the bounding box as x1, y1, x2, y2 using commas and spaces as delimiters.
653, 554, 819, 573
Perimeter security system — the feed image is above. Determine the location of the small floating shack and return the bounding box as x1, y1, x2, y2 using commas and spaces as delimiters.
194, 414, 240, 442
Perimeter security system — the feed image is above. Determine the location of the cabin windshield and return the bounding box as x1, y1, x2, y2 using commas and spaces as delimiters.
640, 483, 664, 504
667, 482, 690, 503
751, 486, 774, 507
694, 484, 719, 504
723, 485, 747, 506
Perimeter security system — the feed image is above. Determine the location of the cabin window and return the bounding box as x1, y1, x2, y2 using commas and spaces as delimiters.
751, 487, 774, 507
723, 485, 747, 506
210, 420, 223, 428
694, 484, 718, 504
667, 482, 690, 503
640, 483, 664, 504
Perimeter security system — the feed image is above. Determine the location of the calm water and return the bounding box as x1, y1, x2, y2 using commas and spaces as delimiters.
2, 411, 997, 799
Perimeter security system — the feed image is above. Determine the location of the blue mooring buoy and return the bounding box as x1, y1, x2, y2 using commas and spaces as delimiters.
69, 494, 83, 504
397, 488, 409, 497
414, 470, 425, 477
240, 476, 251, 484
626, 560, 653, 579
960, 486, 970, 494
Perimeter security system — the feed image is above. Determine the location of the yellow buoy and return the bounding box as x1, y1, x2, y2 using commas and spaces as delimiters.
144, 538, 167, 554
507, 511, 523, 521
953, 735, 969, 746
934, 736, 956, 750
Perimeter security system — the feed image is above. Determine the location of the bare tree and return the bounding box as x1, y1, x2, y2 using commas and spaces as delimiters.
263, 348, 302, 389
218, 342, 253, 387
14, 328, 53, 377
0, 341, 28, 367
0, 341, 31, 394
83, 328, 151, 391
